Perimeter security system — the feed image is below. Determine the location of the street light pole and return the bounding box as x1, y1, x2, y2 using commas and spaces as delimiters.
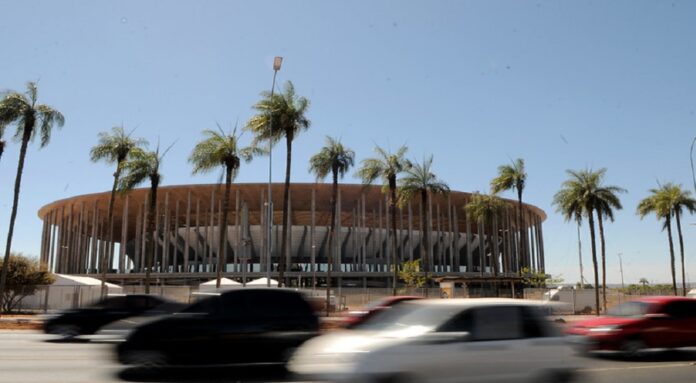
690, 136, 696, 195
618, 252, 625, 290
267, 56, 283, 288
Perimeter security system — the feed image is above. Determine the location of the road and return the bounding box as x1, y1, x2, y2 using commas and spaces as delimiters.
1, 330, 696, 383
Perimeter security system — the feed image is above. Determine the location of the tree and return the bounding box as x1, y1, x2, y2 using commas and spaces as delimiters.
639, 278, 649, 287
399, 259, 426, 289
245, 81, 311, 286
189, 127, 258, 288
0, 82, 64, 304
553, 169, 619, 315
554, 185, 588, 290
118, 144, 172, 294
465, 192, 506, 276
490, 158, 527, 271
90, 126, 147, 296
661, 184, 696, 296
0, 253, 54, 313
638, 183, 695, 296
308, 136, 355, 315
357, 145, 410, 296
397, 155, 449, 295
0, 124, 6, 163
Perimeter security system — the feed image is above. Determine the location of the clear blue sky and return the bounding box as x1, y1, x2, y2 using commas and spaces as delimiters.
1, 0, 695, 285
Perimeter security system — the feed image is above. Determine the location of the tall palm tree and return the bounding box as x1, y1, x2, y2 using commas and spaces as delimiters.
308, 136, 355, 315
490, 158, 527, 271
0, 125, 6, 163
357, 145, 411, 296
90, 126, 147, 295
0, 82, 64, 303
118, 144, 172, 294
245, 81, 311, 286
555, 192, 587, 288
638, 186, 677, 295
464, 192, 506, 277
663, 184, 696, 296
553, 169, 604, 315
189, 127, 258, 288
396, 155, 449, 296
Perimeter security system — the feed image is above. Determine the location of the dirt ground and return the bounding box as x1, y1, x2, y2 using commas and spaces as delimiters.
0, 315, 42, 330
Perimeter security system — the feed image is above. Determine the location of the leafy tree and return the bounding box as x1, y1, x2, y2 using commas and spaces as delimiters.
490, 158, 527, 271
245, 81, 311, 286
308, 136, 354, 315
119, 144, 172, 294
357, 145, 411, 295
399, 259, 426, 288
0, 82, 64, 303
396, 155, 449, 296
190, 127, 258, 288
0, 253, 54, 313
639, 277, 649, 287
90, 126, 147, 296
553, 169, 623, 315
637, 183, 695, 296
465, 192, 506, 276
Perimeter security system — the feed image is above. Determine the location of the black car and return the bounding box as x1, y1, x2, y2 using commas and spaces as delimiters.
44, 294, 176, 339
116, 289, 320, 368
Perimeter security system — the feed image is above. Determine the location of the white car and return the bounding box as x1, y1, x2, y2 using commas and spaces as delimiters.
288, 298, 583, 383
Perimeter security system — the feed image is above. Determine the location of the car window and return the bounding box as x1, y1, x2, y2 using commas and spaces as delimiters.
183, 296, 219, 314
354, 303, 461, 331
470, 306, 523, 341
125, 296, 150, 310
663, 301, 696, 318
242, 290, 314, 320
607, 301, 652, 317
437, 309, 473, 332
99, 297, 127, 310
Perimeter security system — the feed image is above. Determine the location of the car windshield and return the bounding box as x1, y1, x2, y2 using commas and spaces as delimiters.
352, 303, 462, 331
606, 301, 652, 317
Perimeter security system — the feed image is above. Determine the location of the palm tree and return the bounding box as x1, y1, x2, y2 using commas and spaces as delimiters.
245, 81, 311, 286
639, 278, 649, 287
553, 169, 604, 315
308, 136, 355, 315
639, 183, 696, 296
90, 126, 147, 295
0, 82, 64, 304
118, 144, 172, 294
638, 186, 677, 295
189, 127, 258, 288
396, 155, 449, 296
592, 178, 625, 312
490, 158, 527, 271
357, 145, 411, 296
554, 191, 587, 289
662, 184, 696, 296
0, 125, 6, 163
464, 193, 506, 277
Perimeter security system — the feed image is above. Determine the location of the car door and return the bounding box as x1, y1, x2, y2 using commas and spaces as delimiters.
660, 301, 696, 348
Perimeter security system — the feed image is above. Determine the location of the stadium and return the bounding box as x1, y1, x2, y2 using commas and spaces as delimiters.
37, 183, 546, 288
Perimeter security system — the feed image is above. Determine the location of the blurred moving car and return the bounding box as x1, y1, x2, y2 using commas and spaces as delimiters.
289, 298, 582, 383
44, 294, 179, 339
343, 295, 422, 328
116, 288, 319, 368
566, 296, 696, 356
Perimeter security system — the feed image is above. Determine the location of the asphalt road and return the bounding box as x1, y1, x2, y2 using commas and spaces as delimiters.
2, 330, 696, 383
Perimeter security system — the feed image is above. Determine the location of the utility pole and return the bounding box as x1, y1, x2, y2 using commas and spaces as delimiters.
618, 252, 625, 290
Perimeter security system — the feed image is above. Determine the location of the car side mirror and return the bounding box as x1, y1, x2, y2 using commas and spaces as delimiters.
645, 313, 670, 320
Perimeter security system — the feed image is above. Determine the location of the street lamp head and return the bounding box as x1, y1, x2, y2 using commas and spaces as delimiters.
273, 56, 283, 71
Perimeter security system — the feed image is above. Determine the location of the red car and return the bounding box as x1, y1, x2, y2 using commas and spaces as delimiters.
343, 295, 423, 328
566, 296, 696, 356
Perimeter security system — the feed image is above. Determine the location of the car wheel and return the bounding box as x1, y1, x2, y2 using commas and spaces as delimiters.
620, 338, 647, 359
51, 325, 80, 340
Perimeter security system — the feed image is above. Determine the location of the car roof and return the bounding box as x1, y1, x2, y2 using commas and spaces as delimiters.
406, 298, 550, 307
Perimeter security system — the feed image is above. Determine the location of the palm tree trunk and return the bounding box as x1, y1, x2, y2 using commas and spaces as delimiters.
516, 189, 524, 271
326, 167, 338, 317
0, 124, 33, 306
587, 208, 600, 316
665, 215, 677, 296
597, 211, 608, 313
675, 210, 686, 296
145, 175, 159, 295
101, 163, 123, 297
577, 220, 585, 289
279, 134, 293, 287
421, 190, 429, 297
389, 176, 398, 296
0, 141, 5, 163
217, 167, 233, 288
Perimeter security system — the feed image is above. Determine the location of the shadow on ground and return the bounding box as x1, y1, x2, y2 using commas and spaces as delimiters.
592, 349, 696, 363
116, 366, 290, 382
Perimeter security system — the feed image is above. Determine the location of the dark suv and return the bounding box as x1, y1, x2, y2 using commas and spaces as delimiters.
116, 288, 320, 368
44, 294, 175, 339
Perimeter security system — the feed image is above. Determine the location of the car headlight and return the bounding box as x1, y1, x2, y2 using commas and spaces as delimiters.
589, 325, 622, 333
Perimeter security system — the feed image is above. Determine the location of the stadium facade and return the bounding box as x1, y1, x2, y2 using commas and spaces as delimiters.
37, 183, 546, 287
